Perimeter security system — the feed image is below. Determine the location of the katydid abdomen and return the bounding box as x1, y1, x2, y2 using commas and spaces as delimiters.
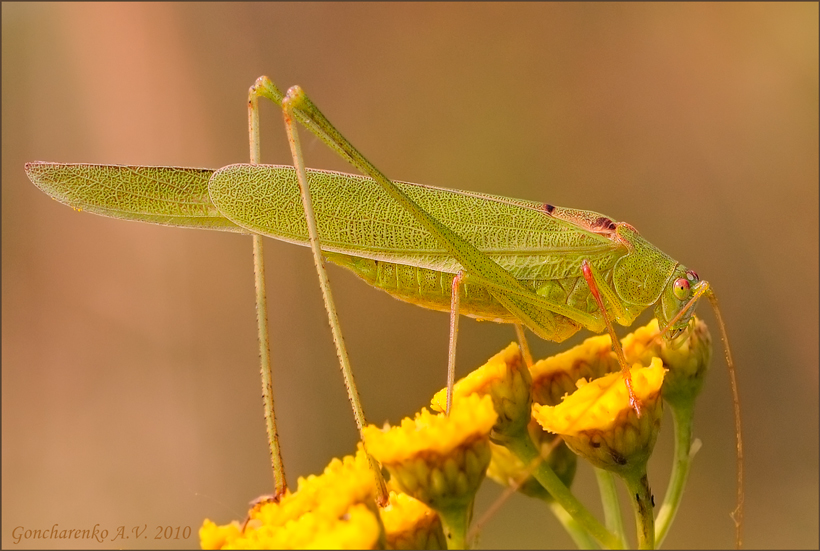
326, 252, 604, 342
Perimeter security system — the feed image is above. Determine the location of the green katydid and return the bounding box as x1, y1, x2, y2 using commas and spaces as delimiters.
25, 75, 743, 547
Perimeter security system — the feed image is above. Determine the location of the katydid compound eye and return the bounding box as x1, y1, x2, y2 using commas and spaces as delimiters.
673, 278, 691, 301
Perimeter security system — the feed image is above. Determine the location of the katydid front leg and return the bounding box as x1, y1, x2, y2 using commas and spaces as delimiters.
581, 260, 641, 414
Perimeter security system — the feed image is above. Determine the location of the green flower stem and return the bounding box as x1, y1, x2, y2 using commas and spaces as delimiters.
548, 501, 598, 549
595, 467, 627, 548
437, 503, 471, 550
621, 469, 655, 550
505, 431, 622, 549
654, 401, 697, 547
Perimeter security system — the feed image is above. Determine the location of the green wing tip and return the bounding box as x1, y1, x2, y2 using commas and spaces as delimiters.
24, 161, 58, 192
24, 161, 46, 185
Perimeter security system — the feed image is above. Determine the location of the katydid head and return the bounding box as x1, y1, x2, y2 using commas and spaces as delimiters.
655, 266, 707, 341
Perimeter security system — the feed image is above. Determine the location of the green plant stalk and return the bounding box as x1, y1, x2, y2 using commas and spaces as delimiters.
595, 467, 627, 548
654, 401, 697, 546
504, 431, 622, 549
548, 501, 599, 549
621, 469, 655, 550
437, 503, 471, 550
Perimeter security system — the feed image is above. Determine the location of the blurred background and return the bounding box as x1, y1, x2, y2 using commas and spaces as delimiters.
2, 3, 817, 549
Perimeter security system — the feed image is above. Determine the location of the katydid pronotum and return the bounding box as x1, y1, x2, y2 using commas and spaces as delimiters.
25, 75, 743, 547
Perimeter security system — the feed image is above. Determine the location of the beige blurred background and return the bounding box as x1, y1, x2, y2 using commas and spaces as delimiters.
2, 3, 817, 549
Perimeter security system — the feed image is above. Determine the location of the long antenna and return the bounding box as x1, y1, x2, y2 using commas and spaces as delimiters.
708, 290, 744, 549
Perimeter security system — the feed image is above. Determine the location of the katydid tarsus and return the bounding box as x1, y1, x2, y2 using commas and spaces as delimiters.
25, 75, 743, 546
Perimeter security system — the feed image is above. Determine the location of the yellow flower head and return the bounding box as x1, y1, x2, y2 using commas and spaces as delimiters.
529, 333, 620, 407
200, 505, 380, 550
380, 491, 446, 550
199, 450, 382, 549
200, 520, 241, 550
430, 343, 532, 437
532, 359, 666, 475
528, 318, 704, 409
258, 450, 378, 527
621, 318, 712, 407
363, 394, 497, 512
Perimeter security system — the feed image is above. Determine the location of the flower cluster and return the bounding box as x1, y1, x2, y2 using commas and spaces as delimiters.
200, 318, 713, 549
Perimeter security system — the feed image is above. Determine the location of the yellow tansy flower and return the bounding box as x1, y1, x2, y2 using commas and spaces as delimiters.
200, 520, 242, 550
620, 318, 712, 407
231, 503, 380, 549
529, 318, 708, 409
364, 394, 496, 470
380, 491, 446, 550
533, 359, 666, 475
364, 394, 497, 548
430, 343, 532, 438
529, 333, 620, 407
199, 450, 382, 549
254, 451, 377, 527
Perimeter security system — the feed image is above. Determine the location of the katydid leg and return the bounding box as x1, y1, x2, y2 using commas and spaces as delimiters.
514, 323, 533, 369
581, 260, 642, 414
446, 271, 465, 416
280, 93, 389, 506
248, 84, 287, 499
